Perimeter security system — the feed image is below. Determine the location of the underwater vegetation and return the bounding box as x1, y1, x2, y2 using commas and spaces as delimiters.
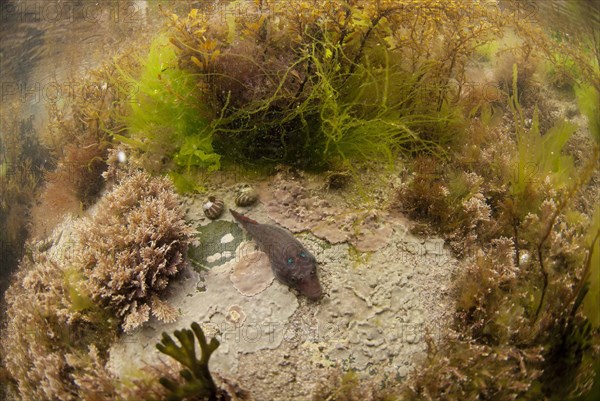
156, 322, 220, 401
176, 0, 510, 169
109, 33, 220, 193
1, 244, 119, 401
520, 3, 599, 95
0, 102, 47, 293
74, 170, 195, 332
31, 137, 108, 239
1, 169, 195, 400
28, 70, 124, 240
396, 41, 600, 401
108, 0, 515, 184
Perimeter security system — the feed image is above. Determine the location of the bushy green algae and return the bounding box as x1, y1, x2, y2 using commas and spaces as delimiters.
209, 42, 456, 175
110, 33, 220, 191
161, 0, 489, 174
107, 0, 503, 187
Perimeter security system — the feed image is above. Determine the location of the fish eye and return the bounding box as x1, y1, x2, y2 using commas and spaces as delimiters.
287, 257, 294, 265
299, 251, 306, 258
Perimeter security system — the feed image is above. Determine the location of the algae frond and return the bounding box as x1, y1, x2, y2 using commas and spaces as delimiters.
156, 322, 220, 401
110, 33, 220, 191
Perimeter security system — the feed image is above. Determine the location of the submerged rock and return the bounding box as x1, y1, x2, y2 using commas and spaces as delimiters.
262, 172, 396, 252
108, 170, 458, 401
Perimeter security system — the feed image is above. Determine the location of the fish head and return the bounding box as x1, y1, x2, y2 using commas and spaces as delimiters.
279, 245, 322, 300
294, 270, 323, 300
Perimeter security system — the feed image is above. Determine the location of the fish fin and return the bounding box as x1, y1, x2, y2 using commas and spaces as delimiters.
229, 209, 258, 225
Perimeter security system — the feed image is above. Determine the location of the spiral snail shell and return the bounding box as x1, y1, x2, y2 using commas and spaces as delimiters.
234, 184, 258, 207
203, 196, 224, 220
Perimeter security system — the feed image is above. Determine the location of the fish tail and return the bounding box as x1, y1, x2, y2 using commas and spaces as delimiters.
229, 209, 258, 225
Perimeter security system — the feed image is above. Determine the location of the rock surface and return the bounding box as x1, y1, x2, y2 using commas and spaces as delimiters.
108, 171, 458, 401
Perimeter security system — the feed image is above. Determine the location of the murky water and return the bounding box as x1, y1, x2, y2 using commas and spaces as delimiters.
1, 1, 158, 123
0, 1, 598, 399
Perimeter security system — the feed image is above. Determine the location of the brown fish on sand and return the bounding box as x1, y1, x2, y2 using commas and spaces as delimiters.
230, 209, 322, 300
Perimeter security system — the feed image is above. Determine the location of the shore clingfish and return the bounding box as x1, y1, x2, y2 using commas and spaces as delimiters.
230, 209, 322, 300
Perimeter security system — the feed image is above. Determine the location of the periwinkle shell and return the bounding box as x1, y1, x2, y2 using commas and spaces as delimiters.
234, 184, 258, 207
203, 196, 224, 220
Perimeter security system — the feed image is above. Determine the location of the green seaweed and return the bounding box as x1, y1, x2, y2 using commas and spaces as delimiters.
575, 83, 600, 144
107, 0, 503, 177
110, 33, 220, 189
165, 1, 487, 172
210, 36, 452, 172
156, 322, 220, 401
581, 207, 600, 328
508, 64, 576, 200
